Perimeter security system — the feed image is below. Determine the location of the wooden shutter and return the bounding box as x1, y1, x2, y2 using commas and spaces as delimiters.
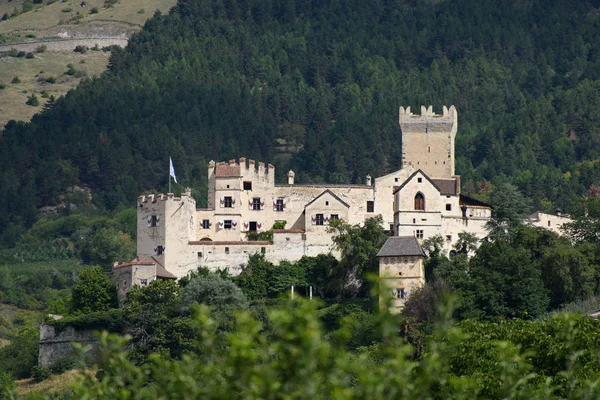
220, 196, 224, 208
311, 214, 316, 225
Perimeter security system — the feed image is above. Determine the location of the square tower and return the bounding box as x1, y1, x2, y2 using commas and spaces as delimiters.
399, 105, 457, 179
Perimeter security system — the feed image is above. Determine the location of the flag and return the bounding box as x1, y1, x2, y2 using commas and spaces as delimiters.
169, 157, 177, 183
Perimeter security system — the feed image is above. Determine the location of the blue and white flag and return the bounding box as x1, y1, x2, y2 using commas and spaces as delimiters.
169, 157, 177, 183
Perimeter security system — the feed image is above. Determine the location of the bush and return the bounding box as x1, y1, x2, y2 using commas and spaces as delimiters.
26, 33, 36, 38
181, 274, 248, 310
7, 48, 18, 57
26, 94, 40, 106
25, 52, 34, 59
73, 45, 88, 53
45, 76, 57, 84
17, 51, 26, 58
36, 44, 47, 53
22, 1, 33, 12
90, 6, 98, 13
70, 266, 118, 314
0, 83, 5, 90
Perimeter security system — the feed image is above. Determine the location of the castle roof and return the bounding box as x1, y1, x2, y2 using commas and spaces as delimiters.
215, 162, 241, 178
431, 178, 458, 196
113, 255, 176, 279
377, 236, 425, 257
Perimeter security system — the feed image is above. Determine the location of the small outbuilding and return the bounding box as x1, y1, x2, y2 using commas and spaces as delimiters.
377, 236, 426, 313
113, 255, 176, 304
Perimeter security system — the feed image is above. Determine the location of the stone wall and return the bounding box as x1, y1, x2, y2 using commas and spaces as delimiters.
38, 324, 100, 366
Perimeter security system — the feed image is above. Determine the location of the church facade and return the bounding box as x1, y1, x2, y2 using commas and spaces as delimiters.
126, 105, 571, 281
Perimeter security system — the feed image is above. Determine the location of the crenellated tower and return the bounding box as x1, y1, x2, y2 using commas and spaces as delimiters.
137, 192, 197, 273
399, 105, 457, 179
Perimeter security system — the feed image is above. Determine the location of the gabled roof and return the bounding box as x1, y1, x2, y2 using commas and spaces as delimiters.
304, 189, 350, 209
377, 236, 426, 257
114, 255, 176, 279
393, 169, 441, 194
431, 178, 458, 196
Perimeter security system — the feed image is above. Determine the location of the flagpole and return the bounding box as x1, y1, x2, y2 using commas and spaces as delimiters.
169, 173, 171, 193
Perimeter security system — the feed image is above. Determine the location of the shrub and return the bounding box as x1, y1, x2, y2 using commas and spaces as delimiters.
26, 94, 40, 106
7, 48, 18, 57
273, 220, 287, 229
26, 33, 36, 38
36, 45, 47, 53
61, 7, 72, 12
74, 69, 87, 78
45, 76, 57, 84
22, 2, 34, 12
25, 52, 34, 59
137, 8, 144, 14
181, 274, 249, 310
11, 76, 21, 84
90, 6, 98, 13
0, 83, 5, 90
70, 266, 118, 314
73, 45, 88, 53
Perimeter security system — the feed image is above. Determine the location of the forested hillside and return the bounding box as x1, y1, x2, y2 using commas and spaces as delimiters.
2, 0, 600, 246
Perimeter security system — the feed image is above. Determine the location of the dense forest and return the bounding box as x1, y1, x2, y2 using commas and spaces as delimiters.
2, 0, 600, 246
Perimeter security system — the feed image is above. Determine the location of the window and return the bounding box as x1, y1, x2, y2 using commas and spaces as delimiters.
202, 219, 210, 229
325, 201, 329, 206
446, 235, 452, 242
157, 245, 165, 255
392, 288, 406, 299
275, 198, 284, 212
548, 221, 551, 227
416, 230, 424, 239
151, 215, 158, 227
413, 218, 416, 224
123, 280, 127, 287
225, 247, 230, 254
428, 145, 431, 153
140, 279, 148, 286
330, 214, 339, 221
367, 201, 374, 213
417, 177, 423, 183
224, 196, 233, 208
243, 181, 252, 191
414, 193, 425, 210
446, 204, 452, 211
395, 178, 399, 182
315, 214, 324, 226
227, 184, 230, 188
224, 220, 232, 229
197, 252, 203, 258
249, 221, 257, 232
252, 197, 261, 210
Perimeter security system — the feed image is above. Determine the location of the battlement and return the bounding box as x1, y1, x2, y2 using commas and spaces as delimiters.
209, 157, 275, 183
137, 192, 196, 204
399, 105, 457, 121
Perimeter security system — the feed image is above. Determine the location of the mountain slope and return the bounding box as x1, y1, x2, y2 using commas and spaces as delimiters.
1, 0, 600, 245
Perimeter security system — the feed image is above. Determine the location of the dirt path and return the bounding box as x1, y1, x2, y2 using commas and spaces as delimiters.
0, 37, 128, 53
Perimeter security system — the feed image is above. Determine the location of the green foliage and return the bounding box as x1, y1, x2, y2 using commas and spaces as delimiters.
31, 299, 600, 399
246, 229, 273, 241
70, 266, 117, 314
80, 227, 135, 270
181, 274, 248, 310
123, 280, 200, 361
49, 308, 125, 333
26, 94, 39, 107
328, 215, 388, 297
486, 183, 532, 240
10, 76, 20, 84
36, 45, 47, 53
0, 320, 39, 380
236, 254, 331, 300
272, 220, 286, 229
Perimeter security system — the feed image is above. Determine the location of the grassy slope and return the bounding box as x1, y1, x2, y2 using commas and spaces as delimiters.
0, 0, 176, 127
0, 50, 110, 127
17, 369, 81, 396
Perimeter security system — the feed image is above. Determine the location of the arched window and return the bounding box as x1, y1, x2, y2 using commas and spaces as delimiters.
414, 193, 425, 210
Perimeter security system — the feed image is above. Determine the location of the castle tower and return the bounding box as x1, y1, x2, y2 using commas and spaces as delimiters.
136, 193, 197, 276
399, 105, 457, 179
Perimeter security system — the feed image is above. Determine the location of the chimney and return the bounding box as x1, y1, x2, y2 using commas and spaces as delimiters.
185, 187, 192, 196
288, 170, 295, 185
366, 174, 372, 186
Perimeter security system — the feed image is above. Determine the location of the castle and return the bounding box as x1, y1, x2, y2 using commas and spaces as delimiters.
114, 105, 571, 305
